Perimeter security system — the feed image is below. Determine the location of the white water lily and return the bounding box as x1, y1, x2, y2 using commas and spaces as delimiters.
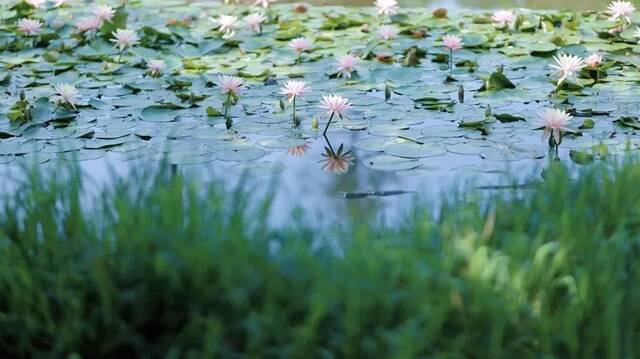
538, 108, 572, 145
550, 53, 586, 86
606, 1, 635, 24
147, 59, 165, 77
215, 15, 238, 39
254, 0, 276, 8
111, 29, 139, 51
374, 0, 398, 16
17, 18, 42, 36
25, 0, 46, 8
49, 83, 78, 109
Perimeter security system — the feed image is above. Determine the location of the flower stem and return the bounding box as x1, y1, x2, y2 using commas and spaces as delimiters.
449, 48, 453, 75
322, 112, 335, 136
292, 96, 298, 127
223, 92, 232, 129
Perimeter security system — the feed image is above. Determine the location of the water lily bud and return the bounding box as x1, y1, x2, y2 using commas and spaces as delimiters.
458, 85, 464, 103
385, 84, 391, 101
485, 104, 492, 118
433, 8, 448, 19
19, 90, 26, 101
311, 116, 318, 129
293, 4, 307, 13
279, 98, 285, 111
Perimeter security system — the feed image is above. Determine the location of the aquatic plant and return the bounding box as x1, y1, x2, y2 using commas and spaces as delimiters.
1, 160, 640, 356
280, 80, 310, 127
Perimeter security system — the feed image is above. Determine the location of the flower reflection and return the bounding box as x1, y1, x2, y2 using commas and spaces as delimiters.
320, 135, 354, 174
287, 144, 309, 156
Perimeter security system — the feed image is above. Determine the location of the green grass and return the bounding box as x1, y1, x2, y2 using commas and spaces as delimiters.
0, 161, 639, 358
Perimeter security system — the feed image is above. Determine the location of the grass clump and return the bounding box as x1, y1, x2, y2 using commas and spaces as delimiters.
0, 162, 639, 358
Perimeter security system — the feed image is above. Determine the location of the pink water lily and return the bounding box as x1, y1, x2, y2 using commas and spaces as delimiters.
289, 37, 311, 54
585, 53, 603, 69
245, 13, 266, 33
217, 75, 244, 95
320, 94, 351, 118
538, 108, 572, 145
378, 25, 398, 41
492, 10, 517, 28
93, 5, 115, 22
336, 55, 358, 78
442, 34, 463, 50
76, 17, 102, 33
280, 80, 310, 102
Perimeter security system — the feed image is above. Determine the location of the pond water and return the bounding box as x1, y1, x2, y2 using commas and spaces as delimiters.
307, 0, 610, 11
1, 0, 638, 225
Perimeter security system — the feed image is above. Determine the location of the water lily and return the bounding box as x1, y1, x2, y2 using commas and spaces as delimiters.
321, 143, 354, 174
538, 108, 572, 148
147, 59, 165, 77
111, 28, 138, 51
374, 0, 398, 17
215, 15, 238, 39
442, 34, 462, 50
49, 83, 78, 110
25, 0, 46, 8
245, 13, 266, 33
550, 53, 586, 86
281, 80, 310, 126
442, 34, 462, 74
76, 17, 102, 33
17, 18, 42, 36
336, 54, 358, 78
607, 1, 635, 24
217, 75, 244, 95
378, 25, 398, 41
93, 5, 115, 23
111, 29, 138, 61
289, 37, 311, 63
319, 94, 351, 135
217, 75, 244, 129
254, 0, 276, 8
492, 10, 517, 29
585, 53, 603, 69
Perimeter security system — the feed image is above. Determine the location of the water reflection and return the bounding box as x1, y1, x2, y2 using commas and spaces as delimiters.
320, 134, 354, 174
